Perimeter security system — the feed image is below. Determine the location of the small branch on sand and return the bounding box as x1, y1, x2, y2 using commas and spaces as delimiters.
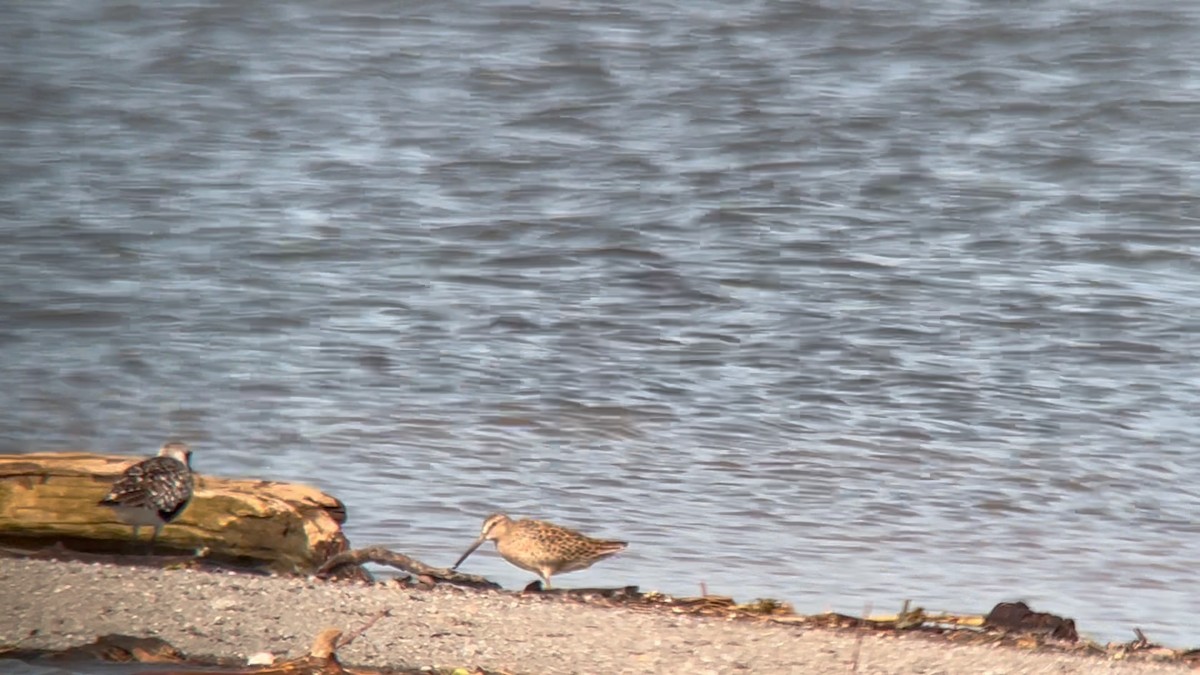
315, 545, 500, 589
336, 610, 390, 650
1132, 627, 1149, 649
849, 601, 871, 673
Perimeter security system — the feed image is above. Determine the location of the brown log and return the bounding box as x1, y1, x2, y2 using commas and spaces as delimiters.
0, 452, 348, 574
0, 628, 396, 675
138, 629, 354, 675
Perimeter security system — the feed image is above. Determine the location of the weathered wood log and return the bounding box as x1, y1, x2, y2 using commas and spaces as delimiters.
0, 634, 187, 665
0, 452, 348, 574
184, 628, 352, 675
3, 627, 410, 675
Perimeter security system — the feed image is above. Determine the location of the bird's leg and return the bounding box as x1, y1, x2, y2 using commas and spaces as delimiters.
147, 524, 163, 555
127, 526, 141, 554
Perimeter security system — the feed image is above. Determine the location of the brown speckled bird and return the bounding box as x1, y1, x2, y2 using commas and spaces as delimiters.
98, 441, 194, 551
451, 513, 627, 589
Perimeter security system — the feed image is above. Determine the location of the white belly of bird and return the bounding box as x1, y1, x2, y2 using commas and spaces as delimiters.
106, 504, 167, 528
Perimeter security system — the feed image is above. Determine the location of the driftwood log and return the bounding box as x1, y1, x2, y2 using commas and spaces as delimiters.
0, 452, 348, 574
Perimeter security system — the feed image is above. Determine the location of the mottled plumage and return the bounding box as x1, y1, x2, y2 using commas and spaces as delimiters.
452, 513, 627, 589
98, 441, 194, 550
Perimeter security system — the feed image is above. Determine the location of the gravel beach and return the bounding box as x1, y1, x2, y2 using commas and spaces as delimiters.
0, 557, 1189, 675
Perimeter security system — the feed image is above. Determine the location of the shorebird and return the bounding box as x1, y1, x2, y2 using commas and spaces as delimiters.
98, 441, 194, 552
451, 513, 627, 589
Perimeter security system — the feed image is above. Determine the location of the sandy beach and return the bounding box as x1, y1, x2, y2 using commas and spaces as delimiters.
0, 556, 1191, 674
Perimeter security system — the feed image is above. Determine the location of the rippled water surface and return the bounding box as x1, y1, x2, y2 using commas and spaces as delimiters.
3, 0, 1199, 646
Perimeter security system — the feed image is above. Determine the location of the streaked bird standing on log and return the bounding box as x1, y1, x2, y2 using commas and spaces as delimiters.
451, 513, 627, 589
98, 441, 194, 552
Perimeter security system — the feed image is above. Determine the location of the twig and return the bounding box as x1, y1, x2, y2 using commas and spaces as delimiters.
850, 601, 871, 672
1133, 627, 1149, 648
700, 581, 708, 597
337, 609, 391, 649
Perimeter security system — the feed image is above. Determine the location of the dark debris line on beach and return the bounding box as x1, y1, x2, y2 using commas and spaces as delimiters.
317, 545, 1200, 667
2, 544, 1198, 673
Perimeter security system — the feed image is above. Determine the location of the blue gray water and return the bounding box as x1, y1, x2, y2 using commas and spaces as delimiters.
3, 0, 1198, 649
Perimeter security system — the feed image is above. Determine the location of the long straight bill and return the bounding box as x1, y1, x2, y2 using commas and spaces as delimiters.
452, 538, 485, 570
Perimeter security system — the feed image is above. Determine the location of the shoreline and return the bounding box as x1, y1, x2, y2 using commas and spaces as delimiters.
1, 556, 1193, 674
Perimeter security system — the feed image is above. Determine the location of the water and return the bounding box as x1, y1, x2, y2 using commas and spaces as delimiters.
3, 0, 1199, 648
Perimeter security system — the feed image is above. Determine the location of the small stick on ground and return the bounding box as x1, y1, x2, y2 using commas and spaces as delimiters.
850, 601, 871, 673
1133, 627, 1149, 649
336, 609, 391, 649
